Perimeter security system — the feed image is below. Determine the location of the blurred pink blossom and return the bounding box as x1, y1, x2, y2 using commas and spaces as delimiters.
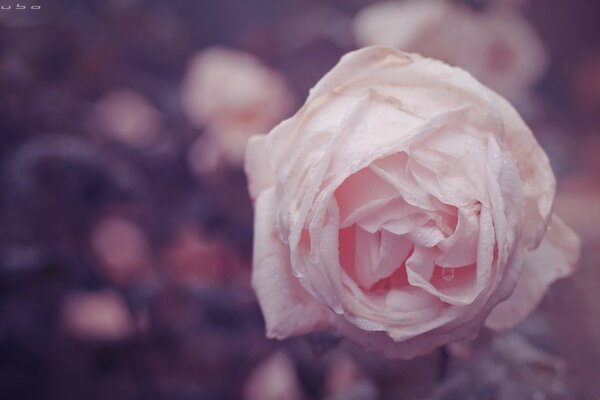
90, 216, 153, 285
243, 352, 305, 400
554, 174, 600, 244
353, 0, 547, 104
160, 227, 230, 287
181, 47, 293, 173
572, 53, 600, 128
91, 89, 162, 148
61, 290, 134, 340
325, 354, 378, 400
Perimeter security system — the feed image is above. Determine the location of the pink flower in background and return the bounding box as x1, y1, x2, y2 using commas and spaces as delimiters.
181, 47, 293, 173
90, 216, 153, 286
325, 354, 378, 399
244, 47, 579, 358
160, 227, 233, 287
243, 352, 305, 400
553, 174, 600, 244
353, 0, 547, 105
91, 89, 162, 148
61, 290, 134, 341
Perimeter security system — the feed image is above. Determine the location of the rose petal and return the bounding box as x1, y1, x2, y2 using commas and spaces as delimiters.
404, 206, 495, 306
252, 188, 331, 338
406, 246, 438, 283
485, 216, 581, 330
436, 209, 479, 268
385, 287, 439, 312
370, 152, 435, 211
354, 226, 412, 288
407, 225, 445, 248
335, 166, 399, 228
357, 197, 428, 234
410, 132, 489, 206
497, 95, 555, 248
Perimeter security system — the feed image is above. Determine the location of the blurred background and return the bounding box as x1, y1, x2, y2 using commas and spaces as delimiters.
1, 0, 599, 399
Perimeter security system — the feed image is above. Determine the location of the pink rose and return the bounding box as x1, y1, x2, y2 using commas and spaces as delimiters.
181, 47, 293, 173
244, 47, 580, 358
353, 0, 547, 105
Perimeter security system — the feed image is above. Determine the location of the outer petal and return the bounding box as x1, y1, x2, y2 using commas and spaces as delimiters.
496, 95, 556, 249
485, 216, 580, 330
244, 135, 275, 202
252, 188, 331, 339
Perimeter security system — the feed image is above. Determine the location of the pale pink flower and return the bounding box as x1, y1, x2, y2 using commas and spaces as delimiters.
244, 47, 579, 358
181, 47, 293, 173
353, 0, 547, 104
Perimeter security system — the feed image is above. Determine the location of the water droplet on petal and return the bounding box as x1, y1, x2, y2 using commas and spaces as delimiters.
442, 267, 455, 282
333, 303, 344, 315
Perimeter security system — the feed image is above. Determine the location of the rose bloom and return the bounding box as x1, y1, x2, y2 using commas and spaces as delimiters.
181, 47, 293, 173
353, 0, 547, 105
244, 47, 579, 358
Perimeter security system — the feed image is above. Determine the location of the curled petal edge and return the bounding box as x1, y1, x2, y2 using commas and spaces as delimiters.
252, 188, 331, 339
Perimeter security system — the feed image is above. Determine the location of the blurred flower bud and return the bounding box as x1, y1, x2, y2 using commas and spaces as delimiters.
90, 216, 152, 285
554, 174, 600, 244
92, 89, 162, 148
354, 0, 546, 105
61, 289, 134, 340
181, 47, 293, 173
325, 354, 378, 400
243, 352, 305, 400
160, 228, 225, 287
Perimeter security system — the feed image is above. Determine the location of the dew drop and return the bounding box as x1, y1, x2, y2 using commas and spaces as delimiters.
333, 303, 344, 315
442, 267, 455, 282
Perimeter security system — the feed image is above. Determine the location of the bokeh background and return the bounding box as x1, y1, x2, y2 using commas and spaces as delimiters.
1, 0, 599, 399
